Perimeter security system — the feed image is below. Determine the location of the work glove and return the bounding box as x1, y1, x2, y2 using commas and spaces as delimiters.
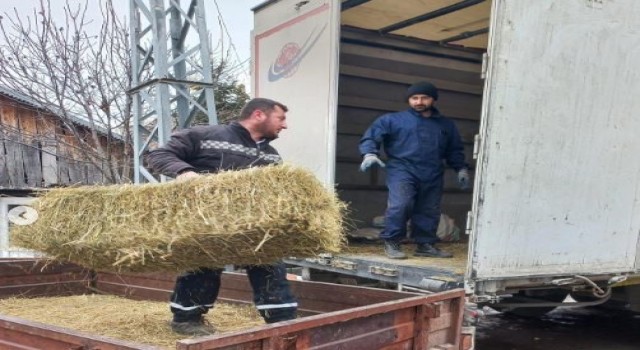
359, 153, 385, 172
176, 170, 200, 182
457, 168, 470, 190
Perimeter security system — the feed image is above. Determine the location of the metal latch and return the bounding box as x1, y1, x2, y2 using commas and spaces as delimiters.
472, 134, 481, 160
471, 294, 502, 303
370, 266, 398, 277
305, 253, 332, 266
465, 211, 473, 235
481, 53, 489, 79
332, 259, 357, 271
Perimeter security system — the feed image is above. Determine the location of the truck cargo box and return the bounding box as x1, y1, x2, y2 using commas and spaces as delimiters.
251, 0, 640, 298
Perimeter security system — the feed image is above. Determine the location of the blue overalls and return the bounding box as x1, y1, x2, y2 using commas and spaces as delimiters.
359, 108, 467, 244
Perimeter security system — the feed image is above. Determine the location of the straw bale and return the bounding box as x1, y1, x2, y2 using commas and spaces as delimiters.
11, 164, 346, 272
0, 295, 263, 348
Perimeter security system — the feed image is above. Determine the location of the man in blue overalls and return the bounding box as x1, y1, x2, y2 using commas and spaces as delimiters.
359, 82, 470, 259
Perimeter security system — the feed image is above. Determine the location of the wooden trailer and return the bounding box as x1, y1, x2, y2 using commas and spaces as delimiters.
0, 259, 473, 350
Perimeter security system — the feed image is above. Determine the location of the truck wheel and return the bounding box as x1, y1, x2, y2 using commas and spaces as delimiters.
493, 289, 569, 317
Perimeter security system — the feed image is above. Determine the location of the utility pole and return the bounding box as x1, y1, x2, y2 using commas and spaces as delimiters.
129, 0, 218, 183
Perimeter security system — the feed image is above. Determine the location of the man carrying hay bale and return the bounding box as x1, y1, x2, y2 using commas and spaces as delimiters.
146, 98, 297, 336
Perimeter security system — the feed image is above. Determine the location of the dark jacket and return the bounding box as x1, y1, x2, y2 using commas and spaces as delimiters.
146, 122, 281, 177
359, 108, 467, 182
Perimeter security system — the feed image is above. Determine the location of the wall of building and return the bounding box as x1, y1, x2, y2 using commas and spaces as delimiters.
0, 95, 125, 188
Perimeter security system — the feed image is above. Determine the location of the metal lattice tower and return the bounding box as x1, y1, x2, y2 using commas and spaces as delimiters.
129, 0, 218, 183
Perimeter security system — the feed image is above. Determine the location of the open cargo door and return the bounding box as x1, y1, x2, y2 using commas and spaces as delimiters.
469, 0, 640, 292
252, 0, 340, 187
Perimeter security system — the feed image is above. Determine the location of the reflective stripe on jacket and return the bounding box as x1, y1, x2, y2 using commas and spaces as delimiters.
146, 122, 281, 177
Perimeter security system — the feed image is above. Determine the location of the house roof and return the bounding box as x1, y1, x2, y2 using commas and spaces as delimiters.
0, 187, 39, 197
0, 85, 125, 141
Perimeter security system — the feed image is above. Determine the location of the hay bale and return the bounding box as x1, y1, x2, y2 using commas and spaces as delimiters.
11, 164, 346, 272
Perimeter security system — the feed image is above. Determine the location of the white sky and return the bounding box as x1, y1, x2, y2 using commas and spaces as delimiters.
0, 0, 264, 88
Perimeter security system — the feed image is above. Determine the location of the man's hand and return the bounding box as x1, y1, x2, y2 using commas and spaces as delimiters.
176, 170, 200, 182
457, 169, 470, 190
359, 154, 385, 172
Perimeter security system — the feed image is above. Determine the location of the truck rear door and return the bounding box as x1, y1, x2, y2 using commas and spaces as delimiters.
469, 0, 640, 293
252, 0, 340, 187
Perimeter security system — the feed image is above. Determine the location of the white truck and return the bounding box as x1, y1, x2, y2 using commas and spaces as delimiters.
251, 0, 640, 314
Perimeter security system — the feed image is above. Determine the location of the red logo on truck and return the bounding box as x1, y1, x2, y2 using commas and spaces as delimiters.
268, 24, 327, 82
273, 43, 302, 79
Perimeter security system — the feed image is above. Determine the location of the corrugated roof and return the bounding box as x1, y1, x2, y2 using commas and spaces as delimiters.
0, 86, 43, 110
0, 187, 39, 196
0, 85, 125, 141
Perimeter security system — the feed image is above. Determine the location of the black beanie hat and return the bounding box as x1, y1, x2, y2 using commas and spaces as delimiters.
406, 81, 438, 100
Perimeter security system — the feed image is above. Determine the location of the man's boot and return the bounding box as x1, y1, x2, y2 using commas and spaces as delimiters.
414, 243, 453, 258
384, 240, 407, 259
170, 317, 216, 336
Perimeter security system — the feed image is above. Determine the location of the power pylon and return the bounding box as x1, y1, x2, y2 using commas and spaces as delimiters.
129, 0, 218, 183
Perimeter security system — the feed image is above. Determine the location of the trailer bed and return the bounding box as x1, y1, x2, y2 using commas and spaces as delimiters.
0, 259, 471, 350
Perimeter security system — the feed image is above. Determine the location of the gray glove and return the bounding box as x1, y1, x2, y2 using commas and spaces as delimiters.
457, 169, 470, 190
359, 153, 385, 172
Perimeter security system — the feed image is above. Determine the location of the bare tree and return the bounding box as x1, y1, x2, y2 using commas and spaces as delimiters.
0, 0, 132, 183
0, 0, 251, 184
189, 56, 250, 126
188, 15, 250, 126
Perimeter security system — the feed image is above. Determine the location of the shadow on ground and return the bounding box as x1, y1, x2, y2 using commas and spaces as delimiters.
476, 307, 640, 350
